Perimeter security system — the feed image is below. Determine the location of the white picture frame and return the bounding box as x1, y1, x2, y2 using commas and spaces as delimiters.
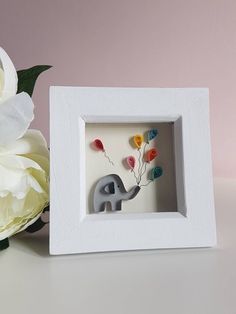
50, 87, 216, 255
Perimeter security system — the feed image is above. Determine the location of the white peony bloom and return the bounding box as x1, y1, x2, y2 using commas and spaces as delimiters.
0, 47, 49, 240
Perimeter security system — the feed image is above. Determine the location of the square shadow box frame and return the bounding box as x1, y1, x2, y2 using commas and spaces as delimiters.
50, 87, 216, 255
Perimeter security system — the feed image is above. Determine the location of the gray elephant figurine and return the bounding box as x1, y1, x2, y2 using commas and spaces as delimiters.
93, 174, 140, 213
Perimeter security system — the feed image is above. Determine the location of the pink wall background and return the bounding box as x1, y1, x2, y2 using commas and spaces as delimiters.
0, 0, 235, 177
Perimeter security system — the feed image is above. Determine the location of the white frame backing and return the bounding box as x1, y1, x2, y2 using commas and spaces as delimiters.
50, 87, 216, 255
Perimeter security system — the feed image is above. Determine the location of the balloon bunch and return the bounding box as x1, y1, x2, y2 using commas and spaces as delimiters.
125, 129, 163, 186
91, 129, 163, 187
92, 139, 114, 166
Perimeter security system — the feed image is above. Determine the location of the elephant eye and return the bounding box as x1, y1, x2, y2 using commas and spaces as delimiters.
117, 185, 120, 188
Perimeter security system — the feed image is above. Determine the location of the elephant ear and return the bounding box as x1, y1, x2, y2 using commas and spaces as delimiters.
103, 182, 115, 194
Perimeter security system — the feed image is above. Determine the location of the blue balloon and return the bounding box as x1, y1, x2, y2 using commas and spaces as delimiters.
147, 129, 158, 142
150, 166, 163, 181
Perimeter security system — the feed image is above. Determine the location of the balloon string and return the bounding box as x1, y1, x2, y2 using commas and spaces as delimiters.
103, 151, 114, 166
131, 169, 139, 185
137, 148, 142, 183
139, 162, 148, 184
140, 180, 153, 187
139, 143, 148, 180
138, 149, 142, 173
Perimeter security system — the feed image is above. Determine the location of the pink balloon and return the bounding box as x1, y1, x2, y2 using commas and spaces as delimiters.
126, 156, 135, 170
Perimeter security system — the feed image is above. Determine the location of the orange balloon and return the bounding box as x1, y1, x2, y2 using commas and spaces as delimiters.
133, 134, 144, 149
146, 148, 158, 162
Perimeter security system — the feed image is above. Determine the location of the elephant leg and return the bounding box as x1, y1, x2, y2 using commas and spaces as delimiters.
94, 200, 122, 213
113, 200, 122, 211
94, 202, 106, 213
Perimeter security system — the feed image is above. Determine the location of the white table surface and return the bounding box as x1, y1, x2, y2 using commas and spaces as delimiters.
1, 178, 235, 314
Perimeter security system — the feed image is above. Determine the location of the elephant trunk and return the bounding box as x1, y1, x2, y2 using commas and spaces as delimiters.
122, 185, 140, 200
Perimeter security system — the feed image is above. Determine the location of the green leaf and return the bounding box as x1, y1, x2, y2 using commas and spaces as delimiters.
43, 205, 50, 213
17, 65, 52, 96
25, 217, 47, 233
25, 205, 49, 233
0, 238, 9, 251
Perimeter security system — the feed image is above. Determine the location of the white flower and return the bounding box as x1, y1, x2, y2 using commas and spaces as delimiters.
0, 47, 49, 240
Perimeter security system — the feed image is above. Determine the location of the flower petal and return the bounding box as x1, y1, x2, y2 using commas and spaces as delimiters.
0, 155, 42, 171
0, 157, 47, 199
14, 212, 42, 235
0, 92, 34, 145
0, 212, 42, 241
24, 153, 49, 174
1, 129, 48, 158
0, 188, 48, 240
0, 47, 17, 102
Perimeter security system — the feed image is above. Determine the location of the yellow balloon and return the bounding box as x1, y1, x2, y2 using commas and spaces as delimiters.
133, 134, 144, 149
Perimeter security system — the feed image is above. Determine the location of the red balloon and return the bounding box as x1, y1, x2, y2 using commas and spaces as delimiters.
126, 156, 135, 169
146, 148, 158, 162
93, 139, 104, 151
